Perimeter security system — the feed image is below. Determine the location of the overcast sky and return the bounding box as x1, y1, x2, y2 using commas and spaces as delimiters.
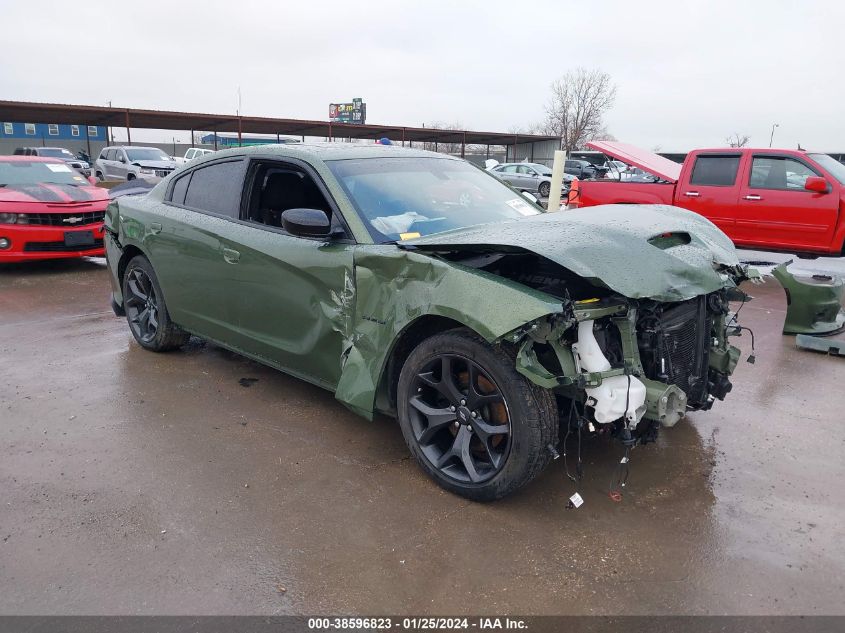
1, 0, 842, 151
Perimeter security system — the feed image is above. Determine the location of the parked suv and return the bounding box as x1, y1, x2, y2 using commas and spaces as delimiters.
175, 147, 215, 164
94, 146, 177, 183
14, 147, 91, 177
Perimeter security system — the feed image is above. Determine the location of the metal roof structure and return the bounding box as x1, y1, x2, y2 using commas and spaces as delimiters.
0, 100, 559, 153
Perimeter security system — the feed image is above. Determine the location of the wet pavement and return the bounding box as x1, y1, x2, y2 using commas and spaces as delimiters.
1, 255, 843, 615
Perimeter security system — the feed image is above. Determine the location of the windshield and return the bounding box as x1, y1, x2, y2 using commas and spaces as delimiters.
39, 148, 76, 159
0, 161, 88, 186
808, 153, 845, 185
125, 148, 171, 162
327, 157, 543, 242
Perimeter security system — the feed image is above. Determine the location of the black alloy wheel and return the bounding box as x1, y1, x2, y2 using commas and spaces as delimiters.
408, 354, 511, 484
122, 255, 190, 352
124, 267, 159, 345
397, 329, 558, 500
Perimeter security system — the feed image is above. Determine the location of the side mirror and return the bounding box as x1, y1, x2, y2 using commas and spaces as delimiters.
804, 176, 829, 193
87, 176, 98, 186
522, 191, 539, 204
281, 208, 332, 238
119, 156, 126, 163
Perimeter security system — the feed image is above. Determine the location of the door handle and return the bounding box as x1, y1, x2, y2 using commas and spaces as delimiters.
149, 222, 162, 234
743, 195, 762, 201
222, 247, 240, 264
683, 191, 700, 197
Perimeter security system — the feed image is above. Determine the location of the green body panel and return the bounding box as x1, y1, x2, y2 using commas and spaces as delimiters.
771, 262, 845, 335
334, 246, 564, 417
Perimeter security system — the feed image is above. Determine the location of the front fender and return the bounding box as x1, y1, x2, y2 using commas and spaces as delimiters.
333, 246, 563, 418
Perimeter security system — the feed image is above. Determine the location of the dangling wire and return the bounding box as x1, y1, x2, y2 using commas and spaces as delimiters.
609, 444, 631, 502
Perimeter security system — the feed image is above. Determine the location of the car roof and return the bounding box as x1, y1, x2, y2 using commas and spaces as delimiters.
0, 156, 64, 163
206, 142, 460, 163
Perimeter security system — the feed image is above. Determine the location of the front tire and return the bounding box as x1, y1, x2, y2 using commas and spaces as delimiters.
122, 255, 190, 352
397, 329, 558, 501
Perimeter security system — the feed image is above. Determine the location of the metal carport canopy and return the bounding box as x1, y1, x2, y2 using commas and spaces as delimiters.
0, 100, 559, 146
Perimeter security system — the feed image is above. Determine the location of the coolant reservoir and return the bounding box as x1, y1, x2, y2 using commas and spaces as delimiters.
573, 320, 647, 426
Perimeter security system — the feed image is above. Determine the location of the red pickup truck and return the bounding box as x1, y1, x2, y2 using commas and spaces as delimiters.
575, 141, 845, 257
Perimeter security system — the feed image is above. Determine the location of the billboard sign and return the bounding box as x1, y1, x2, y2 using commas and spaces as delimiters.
329, 98, 366, 124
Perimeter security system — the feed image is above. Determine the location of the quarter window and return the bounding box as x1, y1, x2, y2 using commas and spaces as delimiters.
749, 156, 819, 190
689, 155, 741, 186
169, 172, 192, 205
183, 160, 246, 217
71, 125, 80, 137
48, 124, 59, 136
25, 123, 36, 135
3, 122, 12, 135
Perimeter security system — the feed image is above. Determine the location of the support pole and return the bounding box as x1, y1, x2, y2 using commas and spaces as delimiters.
125, 110, 131, 143
237, 117, 242, 147
548, 150, 568, 212
461, 131, 466, 158
85, 124, 91, 158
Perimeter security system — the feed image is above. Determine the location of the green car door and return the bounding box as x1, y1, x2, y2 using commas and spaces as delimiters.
221, 223, 355, 389
146, 158, 249, 343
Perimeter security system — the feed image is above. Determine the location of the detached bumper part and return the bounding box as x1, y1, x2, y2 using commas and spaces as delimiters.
795, 334, 845, 357
772, 261, 845, 335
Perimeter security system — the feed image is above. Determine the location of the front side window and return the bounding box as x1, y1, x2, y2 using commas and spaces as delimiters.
48, 124, 59, 136
183, 160, 246, 217
689, 155, 741, 186
25, 123, 36, 135
749, 156, 819, 190
327, 156, 543, 243
500, 165, 519, 174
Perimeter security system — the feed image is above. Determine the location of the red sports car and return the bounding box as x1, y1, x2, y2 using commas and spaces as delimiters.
0, 156, 108, 262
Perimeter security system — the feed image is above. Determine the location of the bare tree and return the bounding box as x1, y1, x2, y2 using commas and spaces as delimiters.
539, 68, 617, 152
420, 121, 488, 155
725, 132, 750, 148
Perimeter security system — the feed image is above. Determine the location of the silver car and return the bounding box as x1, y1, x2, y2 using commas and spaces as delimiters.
94, 146, 177, 183
488, 162, 572, 198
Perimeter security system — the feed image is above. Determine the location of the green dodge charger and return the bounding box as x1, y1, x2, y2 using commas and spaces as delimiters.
104, 143, 751, 500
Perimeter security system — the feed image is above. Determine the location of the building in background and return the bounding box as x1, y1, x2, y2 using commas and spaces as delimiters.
1, 121, 107, 156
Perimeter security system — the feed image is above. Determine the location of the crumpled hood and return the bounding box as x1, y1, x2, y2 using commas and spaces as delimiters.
402, 204, 744, 302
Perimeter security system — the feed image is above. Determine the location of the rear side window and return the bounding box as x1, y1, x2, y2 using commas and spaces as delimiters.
183, 160, 246, 217
169, 172, 191, 205
689, 155, 741, 186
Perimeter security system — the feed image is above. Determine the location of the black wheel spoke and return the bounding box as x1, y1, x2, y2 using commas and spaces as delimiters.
471, 417, 509, 441
457, 430, 483, 483
148, 307, 158, 331
127, 277, 148, 302
410, 396, 456, 444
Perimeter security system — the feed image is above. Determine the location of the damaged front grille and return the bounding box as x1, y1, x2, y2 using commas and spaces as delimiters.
638, 296, 711, 408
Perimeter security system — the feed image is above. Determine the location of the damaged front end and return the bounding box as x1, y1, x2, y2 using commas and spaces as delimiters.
512, 289, 741, 444
401, 205, 753, 446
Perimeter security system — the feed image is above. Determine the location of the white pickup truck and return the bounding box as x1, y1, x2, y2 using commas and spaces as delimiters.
175, 147, 215, 165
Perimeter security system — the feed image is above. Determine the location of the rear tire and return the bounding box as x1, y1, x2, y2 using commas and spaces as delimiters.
126, 173, 136, 181
122, 255, 190, 352
397, 329, 558, 501
538, 181, 550, 198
